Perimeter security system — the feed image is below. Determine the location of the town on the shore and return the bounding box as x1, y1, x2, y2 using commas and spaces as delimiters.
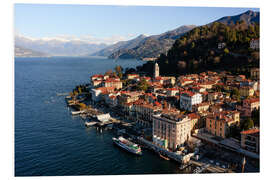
66, 40, 260, 173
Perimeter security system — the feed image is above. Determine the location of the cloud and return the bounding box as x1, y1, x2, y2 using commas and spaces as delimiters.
15, 32, 138, 45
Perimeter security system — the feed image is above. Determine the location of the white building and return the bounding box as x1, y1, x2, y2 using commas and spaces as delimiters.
91, 89, 102, 102
152, 112, 192, 150
180, 91, 202, 111
218, 42, 226, 49
250, 38, 259, 50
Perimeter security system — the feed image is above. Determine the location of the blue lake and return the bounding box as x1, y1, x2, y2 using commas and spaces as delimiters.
15, 56, 182, 176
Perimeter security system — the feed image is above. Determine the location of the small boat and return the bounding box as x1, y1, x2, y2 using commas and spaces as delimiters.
179, 163, 190, 170
71, 110, 85, 115
85, 121, 97, 127
159, 153, 170, 161
112, 136, 142, 155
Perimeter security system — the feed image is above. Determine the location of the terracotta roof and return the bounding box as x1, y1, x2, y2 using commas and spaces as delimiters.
154, 101, 162, 106
243, 98, 259, 104
167, 88, 179, 91
188, 113, 200, 119
241, 128, 259, 135
180, 90, 196, 97
105, 78, 121, 83
96, 87, 115, 93
92, 74, 103, 78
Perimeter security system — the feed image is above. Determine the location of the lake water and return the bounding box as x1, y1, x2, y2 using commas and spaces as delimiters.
15, 56, 183, 176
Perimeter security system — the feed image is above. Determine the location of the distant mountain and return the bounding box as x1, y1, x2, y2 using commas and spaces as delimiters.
91, 34, 148, 57
15, 35, 108, 56
214, 10, 259, 26
105, 25, 196, 60
15, 46, 50, 57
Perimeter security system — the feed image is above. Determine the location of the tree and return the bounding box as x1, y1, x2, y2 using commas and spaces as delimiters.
191, 42, 195, 49
136, 79, 149, 91
251, 52, 259, 61
79, 103, 87, 110
115, 65, 123, 79
78, 86, 82, 94
105, 69, 113, 76
242, 118, 254, 130
224, 48, 230, 54
213, 56, 221, 64
177, 61, 187, 70
251, 108, 260, 127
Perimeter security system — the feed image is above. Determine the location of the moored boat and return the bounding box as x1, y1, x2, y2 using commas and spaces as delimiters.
159, 153, 170, 161
71, 110, 85, 115
112, 136, 142, 155
85, 121, 97, 127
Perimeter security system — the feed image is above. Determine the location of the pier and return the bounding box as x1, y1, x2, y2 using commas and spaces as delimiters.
188, 160, 233, 173
137, 137, 184, 163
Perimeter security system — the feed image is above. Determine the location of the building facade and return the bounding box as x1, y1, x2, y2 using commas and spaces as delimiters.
152, 112, 192, 150
205, 111, 240, 138
180, 91, 202, 111
250, 38, 259, 50
240, 128, 259, 154
250, 68, 259, 80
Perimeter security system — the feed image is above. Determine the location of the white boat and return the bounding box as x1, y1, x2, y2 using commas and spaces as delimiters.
85, 121, 97, 127
112, 136, 142, 155
71, 110, 85, 115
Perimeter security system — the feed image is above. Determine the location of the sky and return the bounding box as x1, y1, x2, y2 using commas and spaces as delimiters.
14, 4, 259, 44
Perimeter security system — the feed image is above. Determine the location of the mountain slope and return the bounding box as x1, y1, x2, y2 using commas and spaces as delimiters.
107, 25, 196, 59
214, 10, 259, 25
91, 34, 147, 57
138, 15, 259, 76
15, 46, 50, 57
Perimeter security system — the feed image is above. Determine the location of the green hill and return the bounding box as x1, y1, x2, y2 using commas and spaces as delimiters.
138, 21, 259, 77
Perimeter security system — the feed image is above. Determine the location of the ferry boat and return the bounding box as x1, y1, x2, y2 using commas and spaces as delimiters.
112, 136, 142, 155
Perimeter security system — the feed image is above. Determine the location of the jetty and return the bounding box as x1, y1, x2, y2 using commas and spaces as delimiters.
188, 160, 233, 173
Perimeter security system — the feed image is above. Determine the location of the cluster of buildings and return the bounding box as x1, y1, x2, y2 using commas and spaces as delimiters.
89, 62, 260, 155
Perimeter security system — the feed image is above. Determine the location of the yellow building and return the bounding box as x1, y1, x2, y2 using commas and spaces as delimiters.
250, 68, 259, 80
103, 79, 122, 89
239, 86, 254, 97
206, 111, 240, 138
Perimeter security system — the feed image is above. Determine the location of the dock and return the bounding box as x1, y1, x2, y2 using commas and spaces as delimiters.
137, 137, 184, 163
188, 160, 233, 173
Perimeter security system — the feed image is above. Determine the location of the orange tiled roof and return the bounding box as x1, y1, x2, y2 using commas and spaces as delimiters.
241, 128, 259, 135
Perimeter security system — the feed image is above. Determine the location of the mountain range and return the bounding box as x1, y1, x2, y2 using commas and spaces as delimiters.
15, 10, 259, 58
15, 35, 108, 57
94, 25, 196, 59
15, 46, 50, 57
